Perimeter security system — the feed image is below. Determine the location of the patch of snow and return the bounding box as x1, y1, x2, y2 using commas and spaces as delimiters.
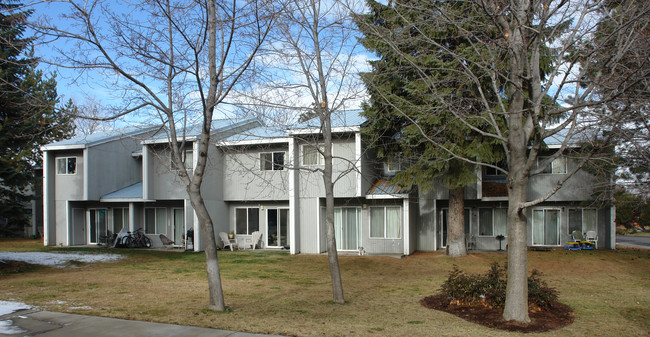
0, 301, 30, 316
0, 320, 27, 334
0, 252, 124, 268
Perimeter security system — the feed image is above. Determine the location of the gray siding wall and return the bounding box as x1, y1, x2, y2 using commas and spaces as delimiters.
86, 138, 142, 200
148, 145, 191, 200
527, 166, 598, 201
54, 150, 84, 201
296, 137, 359, 199
298, 197, 320, 254
222, 145, 290, 201
416, 190, 437, 251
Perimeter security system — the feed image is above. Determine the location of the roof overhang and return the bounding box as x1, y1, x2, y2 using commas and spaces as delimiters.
288, 126, 360, 135
41, 144, 86, 151
218, 137, 291, 147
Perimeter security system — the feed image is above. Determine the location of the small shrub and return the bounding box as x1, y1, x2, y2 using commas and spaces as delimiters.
440, 263, 559, 309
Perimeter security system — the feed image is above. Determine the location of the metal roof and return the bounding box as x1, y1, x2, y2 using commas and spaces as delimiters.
291, 109, 366, 130
366, 179, 412, 197
100, 182, 143, 201
42, 126, 158, 150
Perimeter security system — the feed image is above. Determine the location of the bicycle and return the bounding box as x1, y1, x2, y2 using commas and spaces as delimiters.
121, 228, 152, 248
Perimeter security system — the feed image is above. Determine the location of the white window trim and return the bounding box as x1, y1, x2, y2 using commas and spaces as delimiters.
145, 207, 168, 235
56, 157, 77, 175
235, 207, 260, 235
260, 151, 285, 171
369, 206, 402, 239
568, 208, 598, 235
532, 207, 562, 246
300, 144, 325, 166
478, 207, 508, 237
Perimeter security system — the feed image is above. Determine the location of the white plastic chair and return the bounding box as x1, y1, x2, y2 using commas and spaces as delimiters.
219, 232, 236, 251
585, 230, 598, 248
244, 231, 263, 250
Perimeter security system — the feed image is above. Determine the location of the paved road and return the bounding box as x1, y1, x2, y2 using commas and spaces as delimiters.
616, 235, 650, 249
0, 309, 283, 337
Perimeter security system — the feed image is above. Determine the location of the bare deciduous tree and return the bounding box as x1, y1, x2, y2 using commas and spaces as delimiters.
238, 0, 365, 303
28, 0, 277, 311
356, 0, 649, 322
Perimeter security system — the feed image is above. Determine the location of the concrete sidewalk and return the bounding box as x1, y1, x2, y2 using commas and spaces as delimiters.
1, 308, 284, 337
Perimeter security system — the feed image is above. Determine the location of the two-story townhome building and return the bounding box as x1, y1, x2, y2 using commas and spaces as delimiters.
43, 111, 615, 253
42, 118, 261, 250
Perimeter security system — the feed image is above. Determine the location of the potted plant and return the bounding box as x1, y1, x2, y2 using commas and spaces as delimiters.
228, 231, 235, 239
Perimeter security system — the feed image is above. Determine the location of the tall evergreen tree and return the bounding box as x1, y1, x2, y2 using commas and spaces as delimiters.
356, 0, 505, 256
0, 1, 75, 236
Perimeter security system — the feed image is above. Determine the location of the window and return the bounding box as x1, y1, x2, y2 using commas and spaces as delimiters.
334, 208, 361, 250
302, 144, 324, 166
113, 208, 129, 233
145, 208, 167, 234
532, 208, 561, 246
568, 208, 597, 235
260, 152, 285, 171
479, 208, 507, 237
235, 208, 259, 235
171, 149, 193, 170
484, 161, 507, 176
537, 156, 567, 174
384, 155, 401, 173
56, 157, 77, 175
370, 206, 401, 239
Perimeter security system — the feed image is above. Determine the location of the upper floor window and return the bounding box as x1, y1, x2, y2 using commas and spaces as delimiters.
302, 144, 324, 166
56, 157, 77, 175
384, 155, 401, 174
260, 152, 284, 171
171, 149, 193, 170
484, 161, 507, 176
537, 156, 566, 174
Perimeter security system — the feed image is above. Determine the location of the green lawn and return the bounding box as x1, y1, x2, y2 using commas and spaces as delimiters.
1, 239, 648, 336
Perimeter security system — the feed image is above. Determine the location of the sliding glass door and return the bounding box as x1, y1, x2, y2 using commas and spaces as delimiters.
532, 209, 560, 246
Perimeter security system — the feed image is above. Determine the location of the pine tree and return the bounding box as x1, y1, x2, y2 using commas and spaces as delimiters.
356, 0, 505, 256
0, 1, 75, 236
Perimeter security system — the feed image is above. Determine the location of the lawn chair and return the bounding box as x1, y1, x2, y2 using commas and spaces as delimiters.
219, 232, 236, 251
585, 230, 598, 249
564, 230, 582, 250
243, 231, 263, 250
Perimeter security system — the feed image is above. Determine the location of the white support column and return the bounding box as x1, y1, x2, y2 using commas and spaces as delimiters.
355, 132, 362, 197
65, 201, 70, 246
83, 148, 89, 200
142, 146, 150, 200
193, 201, 201, 252
43, 150, 51, 246
316, 198, 321, 253
403, 198, 409, 256
289, 138, 298, 255
129, 202, 135, 231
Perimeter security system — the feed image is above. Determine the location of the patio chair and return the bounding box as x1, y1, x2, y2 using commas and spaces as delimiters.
572, 230, 584, 241
585, 231, 598, 248
244, 231, 263, 250
219, 232, 236, 251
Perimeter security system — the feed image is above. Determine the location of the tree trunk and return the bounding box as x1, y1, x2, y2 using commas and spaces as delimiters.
446, 187, 467, 257
503, 171, 530, 322
188, 187, 225, 311
323, 114, 345, 304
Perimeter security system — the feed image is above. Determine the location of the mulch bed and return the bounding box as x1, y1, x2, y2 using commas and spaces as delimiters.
420, 294, 574, 333
0, 260, 32, 275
